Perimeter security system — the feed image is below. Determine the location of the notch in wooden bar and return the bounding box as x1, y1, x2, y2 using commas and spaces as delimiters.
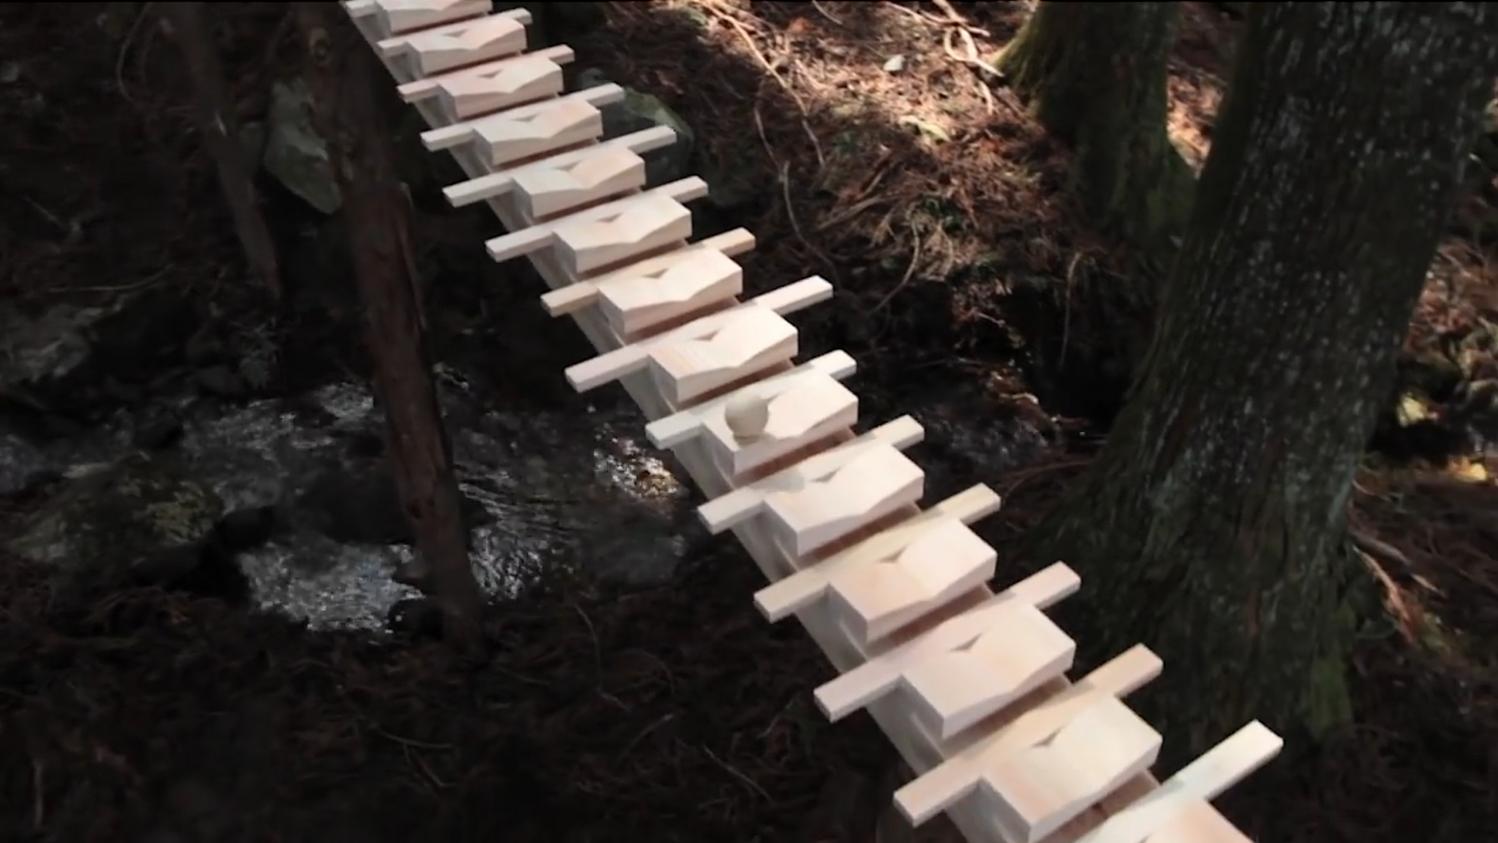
645, 348, 853, 449
563, 275, 830, 394
596, 247, 743, 336
447, 125, 675, 208
893, 644, 1163, 828
1068, 721, 1281, 843
513, 147, 646, 221
697, 415, 924, 535
364, 0, 492, 38
753, 484, 999, 622
762, 442, 925, 558
485, 177, 707, 265
397, 44, 574, 107
421, 84, 623, 161
542, 227, 754, 331
813, 563, 1078, 741
376, 9, 530, 78
984, 695, 1163, 843
754, 485, 1003, 646
647, 306, 799, 404
554, 193, 693, 277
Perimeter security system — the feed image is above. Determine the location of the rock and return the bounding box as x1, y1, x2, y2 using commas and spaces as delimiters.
296, 461, 412, 545
264, 79, 341, 214
6, 454, 224, 590
132, 407, 184, 450
0, 305, 93, 404
195, 365, 247, 398
579, 69, 695, 186
239, 120, 267, 163
883, 54, 906, 73
387, 596, 443, 637
0, 288, 194, 411
216, 506, 276, 551
0, 413, 53, 496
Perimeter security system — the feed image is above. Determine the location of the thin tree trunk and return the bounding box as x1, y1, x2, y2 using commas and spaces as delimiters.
164, 2, 282, 300
295, 4, 483, 653
1025, 2, 1498, 769
997, 2, 1194, 258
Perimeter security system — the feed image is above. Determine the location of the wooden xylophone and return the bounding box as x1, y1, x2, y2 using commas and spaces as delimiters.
340, 2, 1283, 840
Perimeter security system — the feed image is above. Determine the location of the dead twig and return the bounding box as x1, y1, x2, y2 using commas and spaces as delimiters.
703, 746, 772, 803
704, 4, 825, 169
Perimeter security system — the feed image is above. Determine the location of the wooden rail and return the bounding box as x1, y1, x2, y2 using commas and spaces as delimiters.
340, 2, 1283, 840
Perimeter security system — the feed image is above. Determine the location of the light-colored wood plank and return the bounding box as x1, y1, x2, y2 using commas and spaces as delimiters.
372, 0, 491, 37
448, 125, 673, 207
753, 484, 1001, 622
420, 83, 622, 153
1069, 721, 1281, 843
894, 645, 1164, 827
554, 192, 694, 276
698, 415, 924, 534
563, 275, 829, 393
486, 177, 708, 264
763, 442, 925, 558
701, 370, 858, 478
597, 247, 744, 336
376, 10, 529, 77
514, 147, 647, 220
646, 348, 854, 449
827, 516, 997, 646
813, 565, 1078, 730
647, 305, 799, 404
398, 44, 574, 103
984, 696, 1162, 842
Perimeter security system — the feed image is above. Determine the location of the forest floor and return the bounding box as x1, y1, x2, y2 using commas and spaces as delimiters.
2, 2, 1496, 841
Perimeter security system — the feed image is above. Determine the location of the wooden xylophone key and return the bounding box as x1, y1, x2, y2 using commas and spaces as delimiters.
752, 484, 1001, 631
358, 0, 492, 38
376, 9, 530, 78
562, 275, 831, 397
760, 442, 926, 559
813, 564, 1080, 742
893, 645, 1164, 828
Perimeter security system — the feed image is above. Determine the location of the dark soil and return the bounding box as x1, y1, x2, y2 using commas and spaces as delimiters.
3, 2, 1496, 842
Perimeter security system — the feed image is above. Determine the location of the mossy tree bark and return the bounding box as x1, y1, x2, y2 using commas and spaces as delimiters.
1025, 3, 1498, 767
296, 5, 484, 653
997, 2, 1194, 258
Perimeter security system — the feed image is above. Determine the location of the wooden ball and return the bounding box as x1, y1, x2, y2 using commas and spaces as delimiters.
725, 392, 769, 440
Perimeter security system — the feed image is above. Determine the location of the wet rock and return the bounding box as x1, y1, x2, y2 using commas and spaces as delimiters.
132, 407, 184, 450
387, 596, 444, 637
264, 79, 341, 214
578, 68, 695, 185
297, 460, 412, 545
217, 506, 277, 551
0, 413, 53, 496
0, 305, 92, 404
195, 364, 248, 398
6, 454, 224, 590
0, 289, 194, 411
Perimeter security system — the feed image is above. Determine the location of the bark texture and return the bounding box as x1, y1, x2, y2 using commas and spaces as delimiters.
296, 5, 483, 652
165, 2, 282, 300
1027, 3, 1498, 766
997, 2, 1194, 256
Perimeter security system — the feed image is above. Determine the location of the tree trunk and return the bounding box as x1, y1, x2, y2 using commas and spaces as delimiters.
295, 5, 484, 653
1025, 3, 1498, 768
163, 2, 282, 301
997, 2, 1194, 257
